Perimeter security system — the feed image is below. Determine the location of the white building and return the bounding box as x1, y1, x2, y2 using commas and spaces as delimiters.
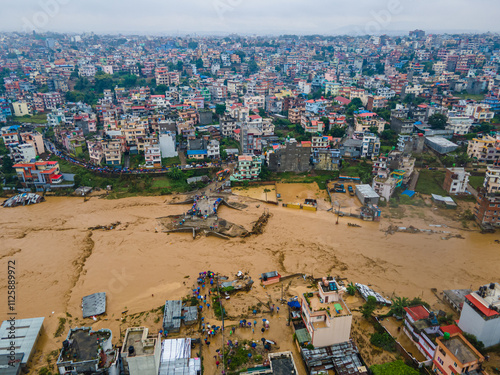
300, 277, 352, 348
443, 167, 470, 194
159, 132, 178, 158
446, 116, 473, 135
458, 283, 500, 348
207, 139, 220, 159
361, 133, 380, 159
79, 64, 96, 77
145, 146, 161, 168
121, 327, 161, 375
11, 143, 37, 163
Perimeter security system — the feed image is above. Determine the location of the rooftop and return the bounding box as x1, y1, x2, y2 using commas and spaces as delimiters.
404, 305, 430, 321
82, 292, 106, 318
467, 282, 500, 317
269, 352, 298, 375
123, 328, 156, 356
0, 317, 44, 365
440, 335, 481, 364
58, 328, 111, 363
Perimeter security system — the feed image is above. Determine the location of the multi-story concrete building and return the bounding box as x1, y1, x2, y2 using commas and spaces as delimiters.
432, 333, 486, 375
446, 116, 473, 135
300, 276, 352, 348
159, 132, 178, 158
57, 327, 118, 375
20, 131, 45, 155
467, 135, 500, 163
443, 167, 470, 194
87, 140, 104, 165
288, 107, 303, 124
103, 140, 122, 165
354, 112, 386, 133
121, 327, 161, 375
458, 282, 500, 348
474, 166, 500, 227
267, 141, 311, 173
11, 143, 37, 163
144, 145, 161, 168
13, 160, 63, 190
207, 139, 220, 158
230, 154, 262, 181
361, 133, 380, 159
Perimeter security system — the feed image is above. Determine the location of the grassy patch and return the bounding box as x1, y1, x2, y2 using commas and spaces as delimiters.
162, 156, 181, 166
12, 113, 48, 124
54, 317, 66, 338
468, 175, 485, 189
415, 169, 447, 195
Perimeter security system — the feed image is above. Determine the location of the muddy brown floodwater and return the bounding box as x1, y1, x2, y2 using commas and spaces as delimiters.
0, 195, 498, 374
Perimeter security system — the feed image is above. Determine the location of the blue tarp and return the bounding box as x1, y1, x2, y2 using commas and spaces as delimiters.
288, 301, 301, 308
402, 190, 415, 198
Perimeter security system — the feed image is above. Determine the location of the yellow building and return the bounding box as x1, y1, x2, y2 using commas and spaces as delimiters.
12, 101, 32, 117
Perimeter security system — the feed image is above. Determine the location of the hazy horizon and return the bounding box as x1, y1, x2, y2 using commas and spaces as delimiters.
1, 0, 499, 36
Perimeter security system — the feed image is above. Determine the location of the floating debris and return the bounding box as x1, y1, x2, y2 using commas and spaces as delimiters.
3, 193, 45, 207
355, 283, 392, 305
88, 222, 121, 231
385, 225, 464, 239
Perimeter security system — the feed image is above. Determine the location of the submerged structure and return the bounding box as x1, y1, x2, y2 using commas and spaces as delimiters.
158, 194, 269, 239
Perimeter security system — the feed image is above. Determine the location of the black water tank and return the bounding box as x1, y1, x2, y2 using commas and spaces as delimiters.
490, 283, 495, 289
63, 340, 70, 349
128, 346, 135, 355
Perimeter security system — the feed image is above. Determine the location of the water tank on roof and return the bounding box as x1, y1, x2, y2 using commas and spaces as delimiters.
443, 332, 450, 340
490, 283, 495, 289
128, 346, 135, 356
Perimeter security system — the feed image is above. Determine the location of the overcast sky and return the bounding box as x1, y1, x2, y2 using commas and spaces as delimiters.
3, 0, 499, 36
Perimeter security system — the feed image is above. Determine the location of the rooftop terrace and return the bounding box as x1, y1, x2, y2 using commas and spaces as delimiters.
441, 335, 481, 364
123, 328, 156, 356
59, 328, 111, 363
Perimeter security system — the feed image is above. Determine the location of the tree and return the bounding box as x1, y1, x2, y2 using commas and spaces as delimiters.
215, 104, 226, 116
346, 282, 356, 296
369, 126, 380, 135
167, 167, 184, 180
350, 97, 363, 109
389, 296, 409, 317
188, 41, 198, 50
248, 60, 259, 74
2, 155, 14, 174
330, 126, 346, 138
320, 116, 330, 133
462, 333, 485, 354
360, 296, 377, 319
428, 113, 448, 130
195, 58, 204, 69
258, 108, 266, 117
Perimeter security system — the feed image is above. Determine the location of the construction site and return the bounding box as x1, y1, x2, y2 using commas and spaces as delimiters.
157, 194, 272, 239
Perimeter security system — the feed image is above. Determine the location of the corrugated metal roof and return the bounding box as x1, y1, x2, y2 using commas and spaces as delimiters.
82, 292, 106, 318
0, 317, 44, 365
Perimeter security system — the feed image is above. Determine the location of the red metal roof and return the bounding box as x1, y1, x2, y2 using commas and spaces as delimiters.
465, 294, 500, 317
404, 305, 429, 321
440, 324, 462, 335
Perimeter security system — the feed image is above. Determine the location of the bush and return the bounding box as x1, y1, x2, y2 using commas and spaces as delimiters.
370, 332, 396, 352
361, 296, 377, 319
370, 360, 419, 375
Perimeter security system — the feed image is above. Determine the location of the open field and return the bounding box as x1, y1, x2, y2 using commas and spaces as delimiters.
232, 184, 277, 202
